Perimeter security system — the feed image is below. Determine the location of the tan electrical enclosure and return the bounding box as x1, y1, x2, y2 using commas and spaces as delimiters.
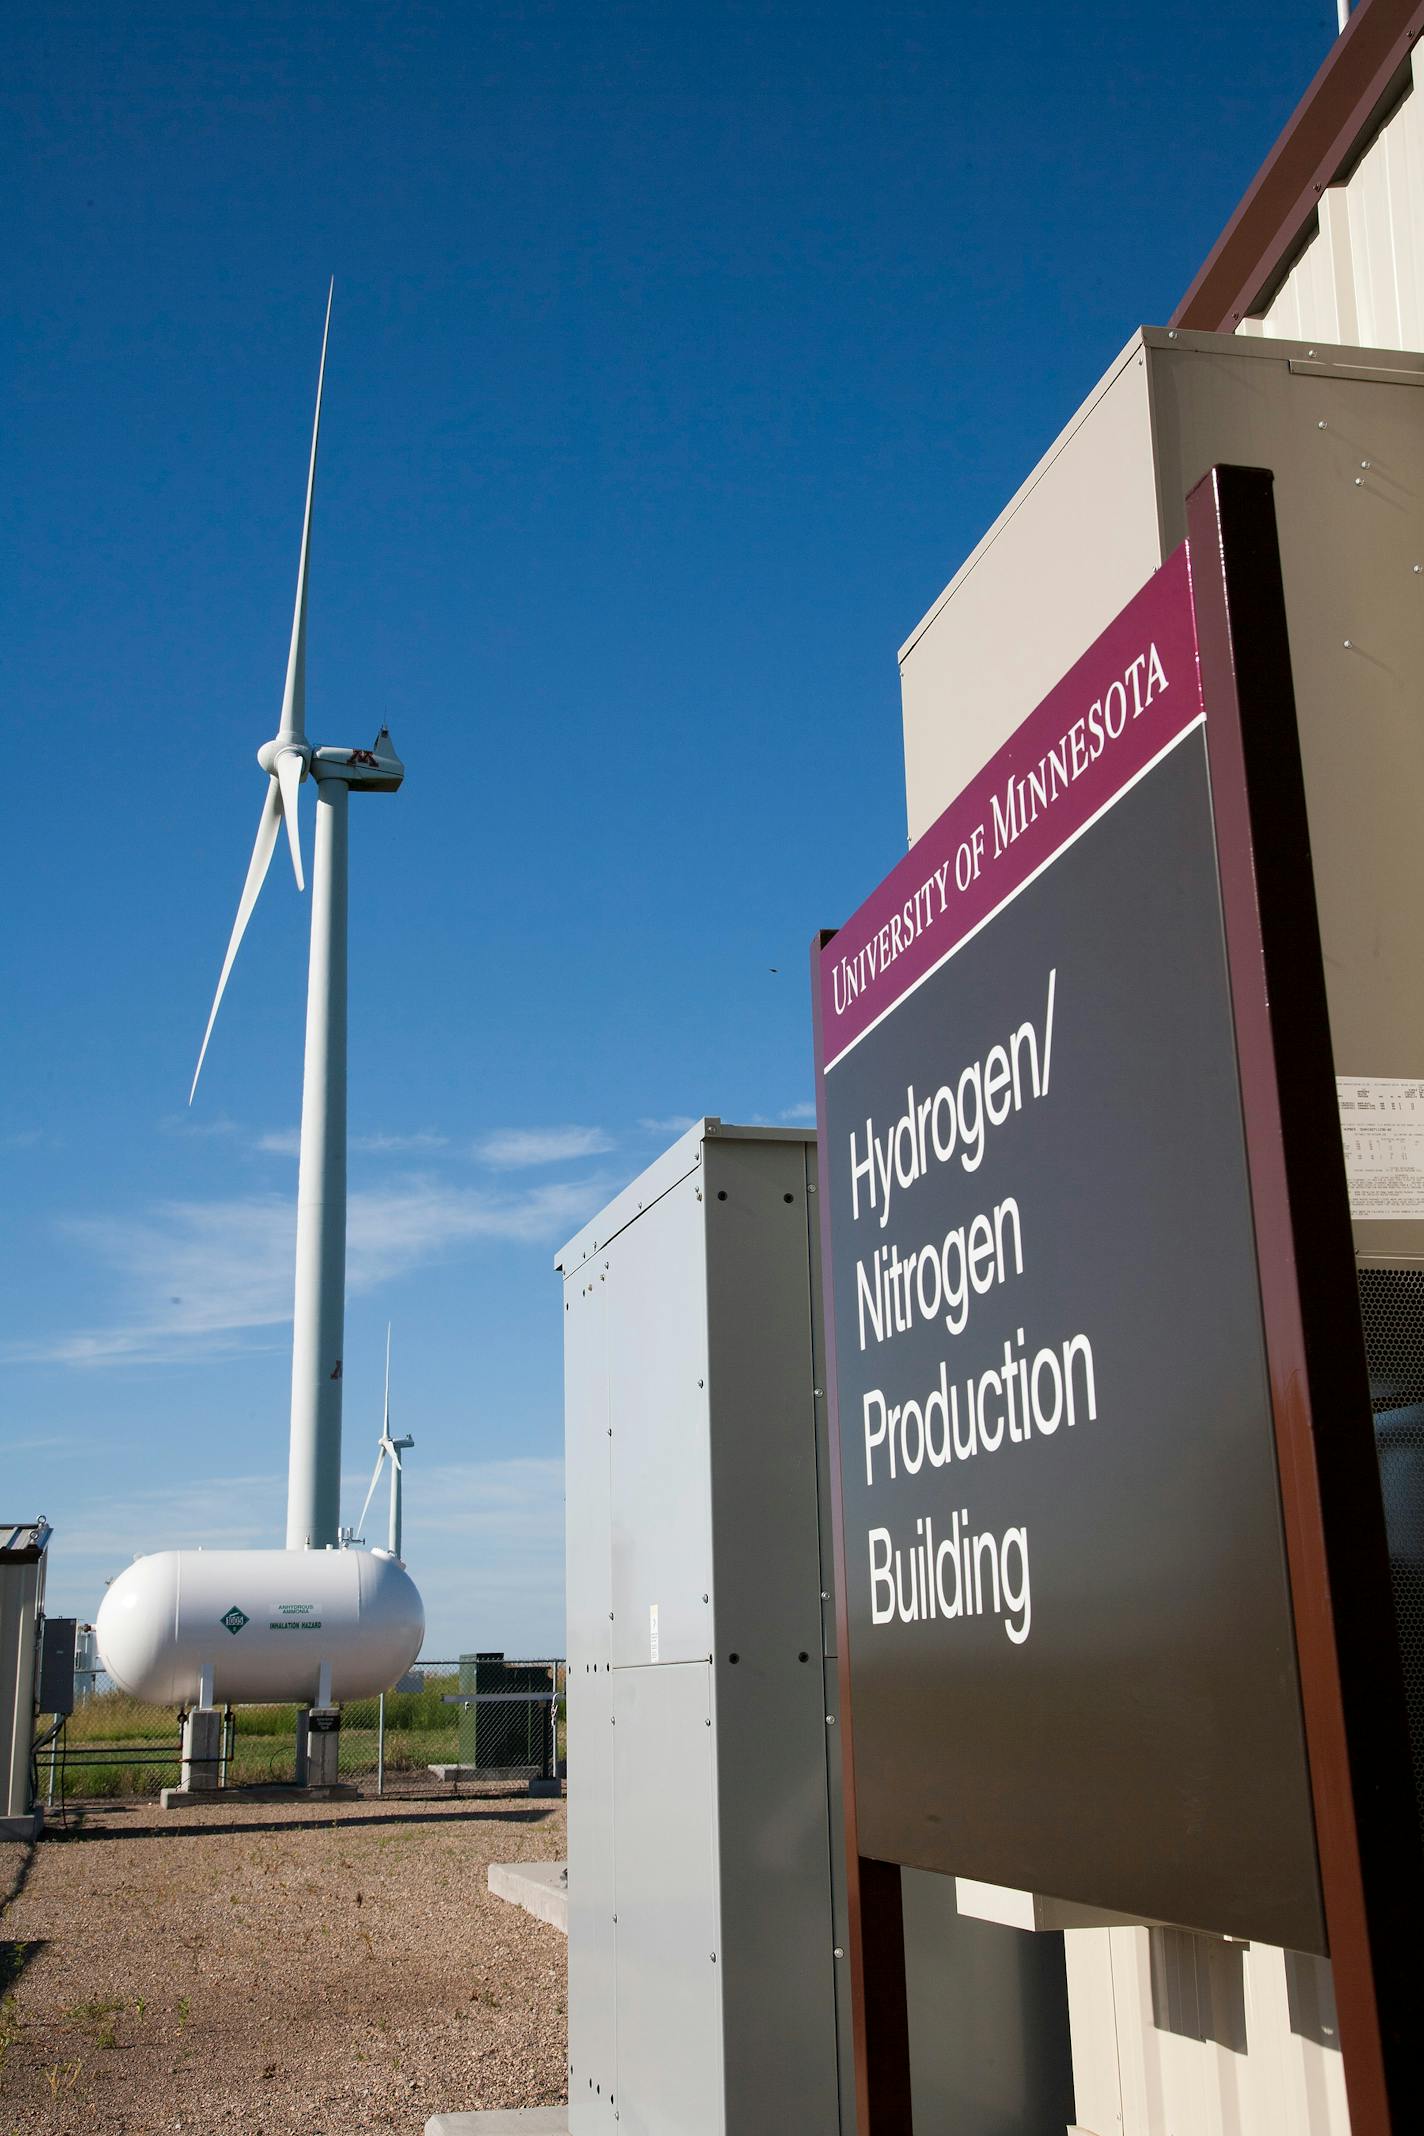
901, 326, 1424, 1251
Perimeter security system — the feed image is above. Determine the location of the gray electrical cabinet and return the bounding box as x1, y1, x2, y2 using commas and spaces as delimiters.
557, 1122, 853, 2136
1, 1520, 50, 1838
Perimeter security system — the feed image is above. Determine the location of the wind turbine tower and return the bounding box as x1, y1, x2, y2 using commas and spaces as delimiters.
96, 291, 423, 1759
191, 283, 405, 1552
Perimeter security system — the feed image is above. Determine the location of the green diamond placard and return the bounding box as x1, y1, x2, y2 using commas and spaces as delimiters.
220, 1605, 249, 1636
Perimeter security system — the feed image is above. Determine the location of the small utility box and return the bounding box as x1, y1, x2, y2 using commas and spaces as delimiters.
36, 1616, 76, 1719
557, 1122, 851, 2136
456, 1653, 556, 1780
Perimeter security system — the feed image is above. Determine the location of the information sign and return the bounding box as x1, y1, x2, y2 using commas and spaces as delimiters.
815, 540, 1324, 1948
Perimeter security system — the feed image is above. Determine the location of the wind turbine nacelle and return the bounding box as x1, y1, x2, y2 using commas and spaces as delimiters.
96, 1546, 424, 1707
311, 732, 405, 792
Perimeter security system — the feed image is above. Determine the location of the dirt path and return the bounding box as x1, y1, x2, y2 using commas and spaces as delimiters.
0, 1786, 567, 2134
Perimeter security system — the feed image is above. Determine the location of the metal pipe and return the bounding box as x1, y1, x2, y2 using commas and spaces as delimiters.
377, 1690, 385, 1797
287, 772, 349, 1548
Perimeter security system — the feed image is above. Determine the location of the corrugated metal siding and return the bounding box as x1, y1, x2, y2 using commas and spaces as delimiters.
1239, 45, 1424, 349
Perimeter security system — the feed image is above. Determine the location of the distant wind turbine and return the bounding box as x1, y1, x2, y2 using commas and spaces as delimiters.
190, 284, 406, 1553
355, 1326, 415, 1559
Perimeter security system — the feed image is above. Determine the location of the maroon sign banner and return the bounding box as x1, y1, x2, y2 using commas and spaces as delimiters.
820, 545, 1201, 1071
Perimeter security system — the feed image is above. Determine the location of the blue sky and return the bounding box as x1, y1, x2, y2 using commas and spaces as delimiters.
4, 0, 1336, 1657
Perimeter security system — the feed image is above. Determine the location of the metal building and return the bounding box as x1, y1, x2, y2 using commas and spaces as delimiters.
1176, 0, 1424, 348
1, 1520, 50, 1840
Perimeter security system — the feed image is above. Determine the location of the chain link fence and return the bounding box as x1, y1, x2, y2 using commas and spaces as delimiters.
450, 1654, 562, 1778
38, 1658, 565, 1803
343, 1661, 460, 1789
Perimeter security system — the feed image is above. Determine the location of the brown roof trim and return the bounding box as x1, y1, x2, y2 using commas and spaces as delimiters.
1173, 0, 1424, 332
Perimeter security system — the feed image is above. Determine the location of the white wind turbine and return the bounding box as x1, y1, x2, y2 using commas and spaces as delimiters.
355, 1326, 415, 1560
191, 284, 406, 1553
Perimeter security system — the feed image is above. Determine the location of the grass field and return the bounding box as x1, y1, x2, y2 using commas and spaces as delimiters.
45, 1676, 464, 1797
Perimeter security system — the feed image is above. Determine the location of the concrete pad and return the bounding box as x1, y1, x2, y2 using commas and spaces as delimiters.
430, 1766, 563, 1796
425, 2111, 568, 2134
487, 1859, 568, 1934
159, 1782, 358, 1808
0, 1811, 41, 1841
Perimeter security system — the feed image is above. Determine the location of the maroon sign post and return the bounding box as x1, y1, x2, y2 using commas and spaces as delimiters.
813, 468, 1421, 2133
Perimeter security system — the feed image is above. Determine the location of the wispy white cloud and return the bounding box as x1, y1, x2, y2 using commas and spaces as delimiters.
399, 1457, 564, 1657
354, 1131, 449, 1154
7, 1173, 611, 1370
404, 1456, 562, 1545
257, 1127, 451, 1157
75, 1469, 285, 1557
637, 1114, 699, 1136
160, 1112, 241, 1140
51, 1468, 288, 1612
348, 1176, 602, 1272
3, 1128, 47, 1150
338, 1458, 566, 1564
40, 1458, 566, 1655
474, 1126, 614, 1169
780, 1101, 817, 1124
28, 1193, 298, 1366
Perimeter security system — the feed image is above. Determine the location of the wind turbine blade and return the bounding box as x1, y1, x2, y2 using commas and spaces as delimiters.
275, 747, 305, 890
383, 1323, 392, 1439
277, 280, 333, 745
189, 783, 282, 1103
356, 1445, 386, 1541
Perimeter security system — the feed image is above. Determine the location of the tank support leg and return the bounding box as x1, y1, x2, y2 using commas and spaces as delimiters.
160, 1672, 224, 1807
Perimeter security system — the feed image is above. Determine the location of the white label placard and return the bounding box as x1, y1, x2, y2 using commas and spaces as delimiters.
1337, 1076, 1424, 1220
649, 1602, 660, 1663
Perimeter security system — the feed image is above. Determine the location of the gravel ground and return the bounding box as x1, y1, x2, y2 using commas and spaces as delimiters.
0, 1784, 567, 2134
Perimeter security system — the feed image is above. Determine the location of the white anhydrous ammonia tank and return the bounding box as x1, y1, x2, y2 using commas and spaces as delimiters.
96, 1547, 424, 1706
